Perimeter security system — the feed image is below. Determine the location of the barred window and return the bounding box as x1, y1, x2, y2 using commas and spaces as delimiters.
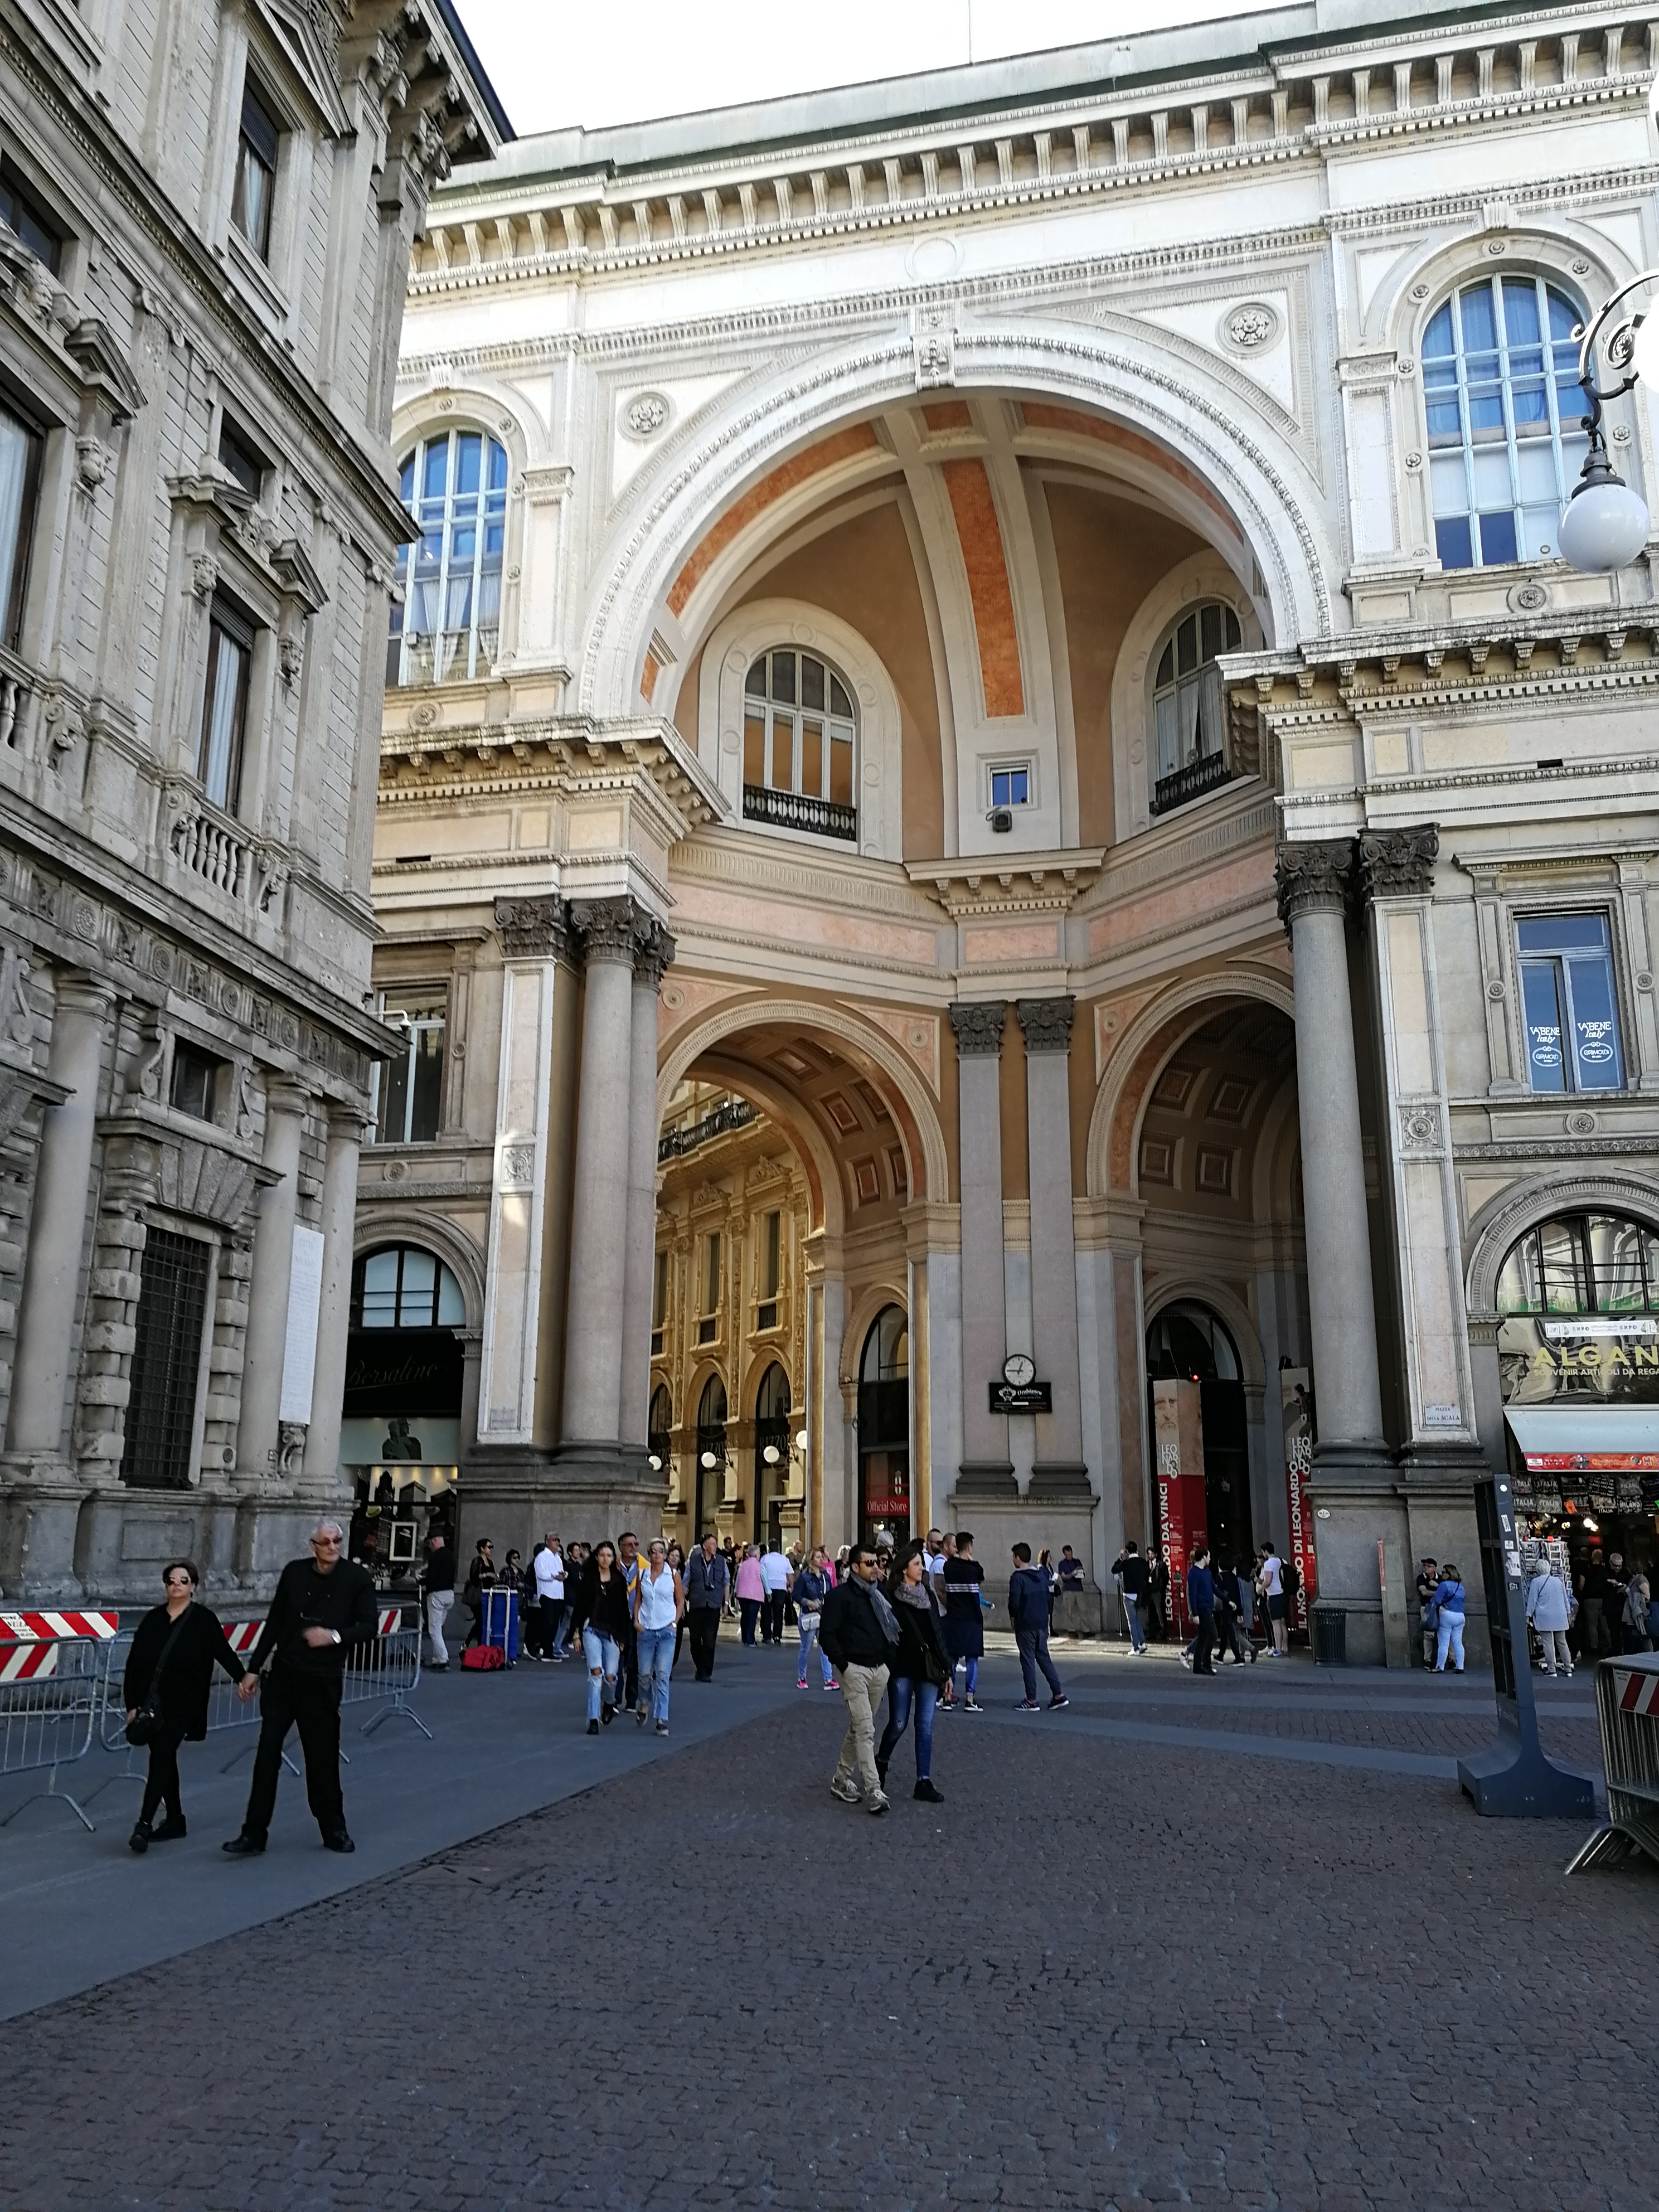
121, 1229, 211, 1490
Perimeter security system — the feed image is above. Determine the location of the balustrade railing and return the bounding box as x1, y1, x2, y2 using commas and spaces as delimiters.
741, 783, 857, 841
1151, 750, 1233, 818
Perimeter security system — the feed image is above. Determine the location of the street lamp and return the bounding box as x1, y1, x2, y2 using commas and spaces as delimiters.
1559, 273, 1655, 572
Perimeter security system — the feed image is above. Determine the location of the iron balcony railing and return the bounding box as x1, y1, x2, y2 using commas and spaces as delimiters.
742, 783, 857, 841
1151, 750, 1233, 817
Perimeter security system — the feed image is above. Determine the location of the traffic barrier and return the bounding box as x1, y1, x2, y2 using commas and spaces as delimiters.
1566, 1652, 1659, 1873
0, 1613, 120, 1833
339, 1608, 430, 1740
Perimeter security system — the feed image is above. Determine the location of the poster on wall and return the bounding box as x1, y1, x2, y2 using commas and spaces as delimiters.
1282, 1367, 1317, 1640
1152, 1379, 1206, 1638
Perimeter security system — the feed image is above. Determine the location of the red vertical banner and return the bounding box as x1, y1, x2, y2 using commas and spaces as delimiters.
1282, 1367, 1317, 1641
1153, 1379, 1207, 1638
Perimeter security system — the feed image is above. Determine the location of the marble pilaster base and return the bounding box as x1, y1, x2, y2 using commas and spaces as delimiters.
1307, 1444, 1490, 1668
458, 1441, 668, 1568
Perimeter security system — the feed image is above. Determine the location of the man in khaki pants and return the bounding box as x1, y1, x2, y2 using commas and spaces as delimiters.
819, 1546, 899, 1815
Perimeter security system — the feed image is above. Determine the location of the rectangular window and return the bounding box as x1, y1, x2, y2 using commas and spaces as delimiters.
120, 1228, 211, 1490
0, 400, 41, 653
704, 1233, 721, 1315
756, 1210, 781, 1331
372, 997, 446, 1143
1517, 914, 1624, 1094
169, 1042, 224, 1121
0, 164, 62, 273
232, 81, 281, 261
217, 417, 266, 500
198, 598, 254, 812
989, 764, 1031, 809
651, 1248, 668, 1356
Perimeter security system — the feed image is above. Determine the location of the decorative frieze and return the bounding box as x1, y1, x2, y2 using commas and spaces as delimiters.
1015, 996, 1076, 1054
1274, 838, 1354, 928
949, 1001, 1007, 1057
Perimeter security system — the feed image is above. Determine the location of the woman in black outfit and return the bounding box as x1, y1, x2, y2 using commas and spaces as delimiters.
875, 1540, 950, 1804
576, 1539, 634, 1733
122, 1560, 246, 1853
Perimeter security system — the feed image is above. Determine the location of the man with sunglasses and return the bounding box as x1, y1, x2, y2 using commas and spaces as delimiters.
224, 1518, 377, 1856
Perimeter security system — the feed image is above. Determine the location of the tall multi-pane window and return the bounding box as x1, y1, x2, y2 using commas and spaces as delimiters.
1151, 601, 1241, 816
372, 996, 445, 1143
697, 1233, 721, 1345
0, 400, 40, 653
231, 81, 281, 261
756, 1210, 782, 1332
389, 430, 508, 685
741, 648, 857, 841
351, 1246, 466, 1328
1516, 914, 1624, 1094
121, 1229, 211, 1489
651, 1249, 669, 1356
1423, 276, 1589, 570
198, 598, 254, 811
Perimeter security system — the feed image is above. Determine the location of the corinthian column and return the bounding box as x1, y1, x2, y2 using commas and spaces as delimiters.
620, 918, 674, 1449
1274, 840, 1386, 1466
560, 898, 639, 1451
949, 1001, 1015, 1493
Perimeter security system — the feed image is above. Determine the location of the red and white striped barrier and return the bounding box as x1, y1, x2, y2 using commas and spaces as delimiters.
1615, 1666, 1659, 1719
0, 1611, 119, 1642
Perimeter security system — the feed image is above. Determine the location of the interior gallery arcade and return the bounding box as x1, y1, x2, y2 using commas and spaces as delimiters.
333, 0, 1659, 1662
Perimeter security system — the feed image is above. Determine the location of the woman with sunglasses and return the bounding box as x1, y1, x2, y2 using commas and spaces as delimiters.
122, 1560, 246, 1854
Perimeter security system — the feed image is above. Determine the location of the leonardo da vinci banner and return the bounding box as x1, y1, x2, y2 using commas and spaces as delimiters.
1282, 1367, 1317, 1640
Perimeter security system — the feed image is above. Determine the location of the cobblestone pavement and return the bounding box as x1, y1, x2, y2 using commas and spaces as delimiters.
3, 1651, 1654, 2212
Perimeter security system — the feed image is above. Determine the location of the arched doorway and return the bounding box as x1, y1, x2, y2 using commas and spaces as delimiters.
695, 1374, 728, 1541
342, 1244, 466, 1579
753, 1362, 791, 1546
1146, 1300, 1254, 1570
858, 1304, 909, 1549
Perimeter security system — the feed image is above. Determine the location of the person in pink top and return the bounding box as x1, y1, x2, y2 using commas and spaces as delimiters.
735, 1545, 766, 1645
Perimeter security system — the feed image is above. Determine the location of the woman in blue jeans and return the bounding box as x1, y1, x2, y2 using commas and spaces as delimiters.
1432, 1563, 1467, 1673
632, 1539, 682, 1735
875, 1542, 950, 1803
579, 1540, 632, 1733
793, 1546, 837, 1689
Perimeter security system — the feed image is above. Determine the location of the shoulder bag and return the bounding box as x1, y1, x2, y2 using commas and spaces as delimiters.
126, 1610, 194, 1747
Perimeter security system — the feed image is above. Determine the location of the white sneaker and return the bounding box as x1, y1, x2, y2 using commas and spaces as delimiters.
867, 1791, 890, 1816
830, 1776, 860, 1804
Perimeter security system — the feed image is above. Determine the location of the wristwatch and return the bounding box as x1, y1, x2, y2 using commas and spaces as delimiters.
330, 1629, 341, 1645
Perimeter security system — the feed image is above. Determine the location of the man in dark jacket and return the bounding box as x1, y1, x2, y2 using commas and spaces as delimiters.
1112, 1540, 1150, 1653
224, 1520, 377, 1856
683, 1534, 729, 1681
1008, 1543, 1068, 1710
1183, 1547, 1217, 1676
819, 1546, 899, 1811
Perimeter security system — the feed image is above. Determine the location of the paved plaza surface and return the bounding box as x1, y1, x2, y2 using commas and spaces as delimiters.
1, 1635, 1653, 2211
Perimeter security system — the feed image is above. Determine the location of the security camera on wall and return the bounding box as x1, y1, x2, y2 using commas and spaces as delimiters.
988, 807, 1013, 834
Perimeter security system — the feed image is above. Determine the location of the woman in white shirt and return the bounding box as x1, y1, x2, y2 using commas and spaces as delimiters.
632, 1539, 683, 1734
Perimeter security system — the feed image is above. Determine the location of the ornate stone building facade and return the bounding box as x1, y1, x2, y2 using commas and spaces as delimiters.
0, 0, 505, 1597
361, 1, 1659, 1658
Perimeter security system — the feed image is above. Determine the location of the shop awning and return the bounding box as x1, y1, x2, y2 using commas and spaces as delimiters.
1505, 1405, 1659, 1473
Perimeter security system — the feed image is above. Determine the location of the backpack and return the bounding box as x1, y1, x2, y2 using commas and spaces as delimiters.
462, 1644, 505, 1672
1281, 1559, 1301, 1599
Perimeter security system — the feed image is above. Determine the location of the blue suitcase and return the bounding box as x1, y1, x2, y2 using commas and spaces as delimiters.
478, 1588, 520, 1665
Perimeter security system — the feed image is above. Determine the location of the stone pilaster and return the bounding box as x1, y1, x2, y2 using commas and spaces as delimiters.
236, 1080, 308, 1490
302, 1105, 371, 1496
620, 917, 674, 1450
949, 1000, 1016, 1498
1016, 995, 1089, 1497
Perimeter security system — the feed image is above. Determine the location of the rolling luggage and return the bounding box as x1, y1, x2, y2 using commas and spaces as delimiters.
478, 1587, 520, 1665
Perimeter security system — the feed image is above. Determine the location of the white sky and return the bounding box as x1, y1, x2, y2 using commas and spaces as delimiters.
455, 1, 1275, 139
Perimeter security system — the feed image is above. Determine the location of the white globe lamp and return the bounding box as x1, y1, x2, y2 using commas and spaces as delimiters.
1558, 442, 1650, 573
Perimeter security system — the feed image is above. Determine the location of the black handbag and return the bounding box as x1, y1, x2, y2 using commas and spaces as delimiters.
125, 1609, 192, 1747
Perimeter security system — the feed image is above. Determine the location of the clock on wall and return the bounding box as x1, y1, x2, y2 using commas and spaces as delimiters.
1002, 1353, 1036, 1389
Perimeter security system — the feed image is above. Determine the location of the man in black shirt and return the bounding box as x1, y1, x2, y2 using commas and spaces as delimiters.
1112, 1540, 1151, 1653
224, 1520, 377, 1856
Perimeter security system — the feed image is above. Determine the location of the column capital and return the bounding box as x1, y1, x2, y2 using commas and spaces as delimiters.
1274, 837, 1355, 929
51, 971, 119, 1021
1015, 995, 1076, 1054
949, 1000, 1006, 1058
263, 1076, 310, 1119
633, 916, 677, 992
493, 894, 571, 963
324, 1101, 375, 1141
571, 895, 639, 966
1357, 823, 1439, 904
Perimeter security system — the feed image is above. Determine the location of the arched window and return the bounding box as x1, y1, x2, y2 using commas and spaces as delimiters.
696, 1374, 728, 1432
1146, 1299, 1241, 1382
1497, 1212, 1659, 1318
1423, 275, 1588, 570
861, 1304, 909, 1383
1150, 601, 1241, 818
351, 1245, 466, 1329
741, 647, 857, 842
387, 428, 508, 686
647, 1384, 672, 1477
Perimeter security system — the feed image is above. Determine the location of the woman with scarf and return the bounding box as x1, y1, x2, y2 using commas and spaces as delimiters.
875, 1540, 950, 1804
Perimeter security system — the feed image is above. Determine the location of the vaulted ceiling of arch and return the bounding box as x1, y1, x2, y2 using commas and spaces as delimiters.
1135, 1001, 1298, 1222
662, 392, 1252, 855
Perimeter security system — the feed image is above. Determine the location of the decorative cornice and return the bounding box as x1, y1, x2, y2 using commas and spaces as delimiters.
493, 894, 571, 963
572, 895, 641, 964
908, 850, 1105, 920
949, 1001, 1007, 1058
1274, 837, 1354, 927
1358, 824, 1438, 904
1016, 996, 1076, 1054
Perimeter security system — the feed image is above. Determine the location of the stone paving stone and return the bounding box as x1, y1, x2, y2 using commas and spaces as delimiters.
0, 1664, 1653, 2210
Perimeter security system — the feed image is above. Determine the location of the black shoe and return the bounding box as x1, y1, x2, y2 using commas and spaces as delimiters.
322, 1830, 355, 1854
221, 1832, 265, 1856
875, 1762, 889, 1790
600, 1701, 615, 1726
914, 1779, 944, 1803
587, 1718, 600, 1734
1047, 1694, 1070, 1710
128, 1821, 152, 1855
151, 1815, 187, 1842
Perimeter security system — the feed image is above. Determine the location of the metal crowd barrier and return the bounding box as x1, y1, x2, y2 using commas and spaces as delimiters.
340, 1608, 430, 1740
94, 1622, 302, 1782
1567, 1652, 1659, 1873
0, 1611, 120, 1833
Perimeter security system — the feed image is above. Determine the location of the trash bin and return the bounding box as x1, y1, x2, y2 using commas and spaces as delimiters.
1313, 1605, 1346, 1667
